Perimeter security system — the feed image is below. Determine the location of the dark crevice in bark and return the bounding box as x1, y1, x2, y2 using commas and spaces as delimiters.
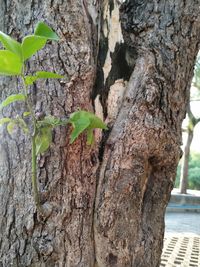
91, 32, 108, 104
102, 43, 135, 117
109, 0, 114, 16
92, 0, 136, 167
98, 128, 112, 162
94, 1, 200, 267
95, 42, 136, 172
92, 41, 134, 117
92, 1, 135, 118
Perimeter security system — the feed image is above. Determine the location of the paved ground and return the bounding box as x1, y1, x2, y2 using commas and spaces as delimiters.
160, 212, 200, 267
165, 212, 200, 235
171, 189, 200, 197
161, 234, 200, 267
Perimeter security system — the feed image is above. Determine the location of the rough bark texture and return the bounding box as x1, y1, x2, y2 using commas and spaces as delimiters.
0, 1, 100, 266
94, 1, 200, 266
0, 1, 200, 267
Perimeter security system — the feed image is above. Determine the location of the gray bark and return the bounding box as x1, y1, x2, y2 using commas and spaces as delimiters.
0, 1, 100, 266
94, 1, 200, 266
0, 1, 200, 267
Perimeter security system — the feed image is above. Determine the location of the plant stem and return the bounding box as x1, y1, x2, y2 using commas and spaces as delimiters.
31, 134, 41, 211
21, 76, 36, 125
21, 68, 42, 212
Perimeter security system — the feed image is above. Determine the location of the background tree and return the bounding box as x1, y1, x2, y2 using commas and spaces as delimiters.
179, 105, 200, 193
179, 57, 200, 194
1, 1, 200, 267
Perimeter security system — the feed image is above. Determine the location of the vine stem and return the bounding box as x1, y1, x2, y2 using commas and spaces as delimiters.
20, 67, 42, 213
31, 134, 42, 212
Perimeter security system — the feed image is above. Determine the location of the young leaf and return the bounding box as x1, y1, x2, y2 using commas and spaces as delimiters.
23, 111, 31, 117
34, 22, 59, 41
0, 31, 22, 59
36, 71, 63, 79
69, 113, 90, 144
7, 121, 16, 135
0, 117, 12, 125
68, 111, 107, 144
0, 94, 26, 109
35, 127, 52, 155
24, 72, 63, 85
36, 116, 67, 129
86, 128, 94, 145
21, 35, 46, 60
0, 50, 22, 75
42, 115, 65, 127
85, 112, 108, 130
17, 118, 29, 134
24, 75, 38, 85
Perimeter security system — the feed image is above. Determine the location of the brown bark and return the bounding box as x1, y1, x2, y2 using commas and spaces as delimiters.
0, 1, 200, 267
94, 1, 200, 266
0, 1, 100, 266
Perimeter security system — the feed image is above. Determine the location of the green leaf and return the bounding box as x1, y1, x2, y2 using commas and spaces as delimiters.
34, 22, 59, 41
0, 50, 23, 75
17, 118, 29, 133
36, 71, 63, 79
23, 111, 31, 117
88, 114, 108, 130
0, 117, 12, 125
24, 72, 63, 85
0, 94, 26, 109
68, 110, 107, 144
21, 35, 46, 60
86, 128, 94, 145
35, 127, 52, 155
24, 75, 38, 85
37, 115, 67, 128
69, 114, 90, 144
0, 31, 22, 59
42, 115, 64, 127
7, 121, 16, 134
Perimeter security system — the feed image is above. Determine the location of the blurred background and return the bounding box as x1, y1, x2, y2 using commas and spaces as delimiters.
175, 54, 200, 193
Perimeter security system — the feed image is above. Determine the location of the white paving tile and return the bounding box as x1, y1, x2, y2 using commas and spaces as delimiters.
161, 234, 200, 267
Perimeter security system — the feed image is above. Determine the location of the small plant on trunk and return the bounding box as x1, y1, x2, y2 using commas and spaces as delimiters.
0, 22, 107, 213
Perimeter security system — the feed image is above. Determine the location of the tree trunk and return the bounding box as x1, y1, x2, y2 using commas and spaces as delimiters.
0, 1, 100, 266
179, 104, 200, 194
179, 128, 193, 194
0, 1, 200, 267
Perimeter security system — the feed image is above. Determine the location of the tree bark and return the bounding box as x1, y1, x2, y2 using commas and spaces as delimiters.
0, 1, 100, 266
0, 1, 200, 267
94, 1, 200, 266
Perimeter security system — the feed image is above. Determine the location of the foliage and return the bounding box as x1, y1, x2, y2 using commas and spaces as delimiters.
175, 152, 200, 190
69, 111, 107, 144
193, 53, 200, 91
0, 22, 107, 212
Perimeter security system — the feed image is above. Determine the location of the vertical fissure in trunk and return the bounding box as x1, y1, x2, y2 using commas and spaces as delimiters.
1, 0, 200, 267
